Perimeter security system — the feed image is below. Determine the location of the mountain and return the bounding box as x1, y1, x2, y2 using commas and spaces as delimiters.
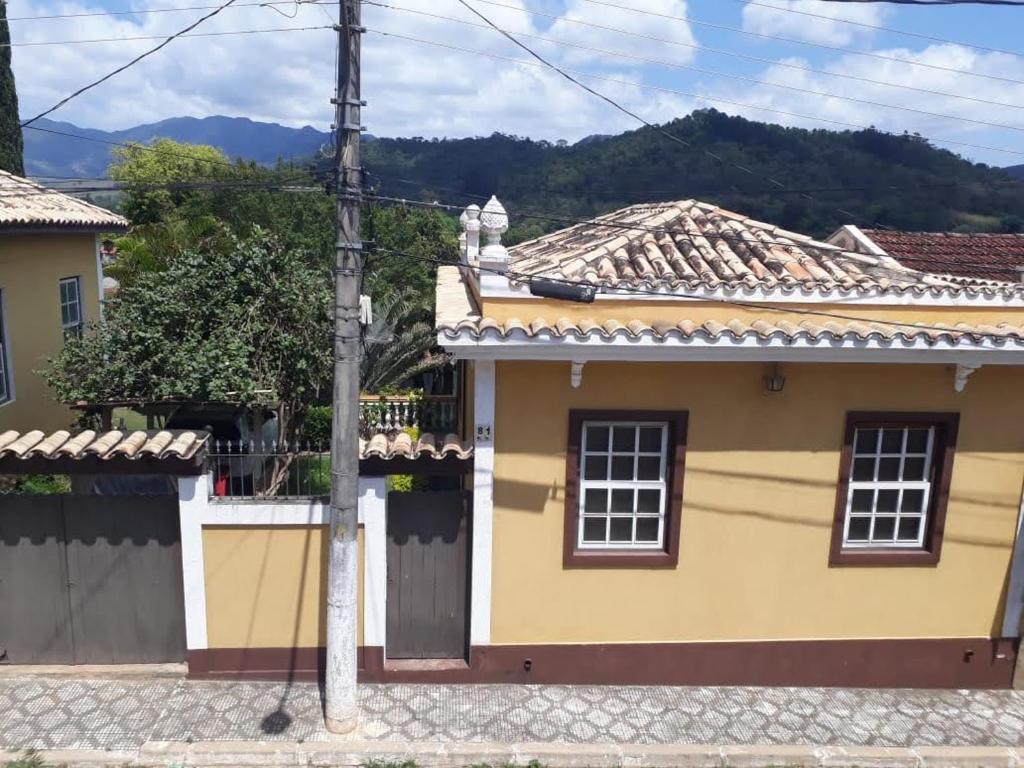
362, 110, 1024, 240
1007, 165, 1024, 180
23, 115, 331, 177
23, 109, 1024, 239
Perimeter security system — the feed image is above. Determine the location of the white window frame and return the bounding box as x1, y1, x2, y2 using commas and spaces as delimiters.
59, 276, 83, 338
577, 420, 669, 550
0, 289, 11, 406
842, 425, 936, 549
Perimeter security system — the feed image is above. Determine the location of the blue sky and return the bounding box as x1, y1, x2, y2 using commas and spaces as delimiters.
10, 0, 1024, 167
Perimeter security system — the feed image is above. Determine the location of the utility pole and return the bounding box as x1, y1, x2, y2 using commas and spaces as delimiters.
325, 0, 361, 735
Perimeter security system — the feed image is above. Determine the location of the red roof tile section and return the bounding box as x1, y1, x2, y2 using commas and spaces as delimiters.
860, 230, 1024, 282
0, 429, 208, 461
360, 431, 473, 461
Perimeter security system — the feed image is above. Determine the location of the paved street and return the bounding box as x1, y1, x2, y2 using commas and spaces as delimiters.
4, 675, 1024, 752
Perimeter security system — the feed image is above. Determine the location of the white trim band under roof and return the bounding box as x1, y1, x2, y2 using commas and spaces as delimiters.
438, 329, 1024, 363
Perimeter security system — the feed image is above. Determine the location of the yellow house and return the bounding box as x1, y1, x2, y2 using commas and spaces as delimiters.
0, 171, 128, 432
177, 196, 1024, 690
427, 197, 1024, 689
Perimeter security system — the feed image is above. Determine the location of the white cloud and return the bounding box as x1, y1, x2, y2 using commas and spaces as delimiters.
741, 0, 888, 46
11, 0, 697, 142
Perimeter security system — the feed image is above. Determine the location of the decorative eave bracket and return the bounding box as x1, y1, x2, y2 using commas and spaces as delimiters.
570, 360, 585, 389
954, 363, 981, 393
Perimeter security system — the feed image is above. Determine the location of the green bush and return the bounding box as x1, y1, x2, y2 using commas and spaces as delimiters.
0, 475, 71, 494
303, 405, 332, 449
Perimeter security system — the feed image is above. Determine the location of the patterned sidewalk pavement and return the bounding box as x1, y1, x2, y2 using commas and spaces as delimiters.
3, 675, 1024, 752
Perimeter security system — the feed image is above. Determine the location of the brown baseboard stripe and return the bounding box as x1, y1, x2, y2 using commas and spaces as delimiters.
189, 638, 1017, 688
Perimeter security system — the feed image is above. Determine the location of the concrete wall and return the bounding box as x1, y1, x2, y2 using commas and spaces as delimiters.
0, 232, 100, 431
488, 360, 1024, 645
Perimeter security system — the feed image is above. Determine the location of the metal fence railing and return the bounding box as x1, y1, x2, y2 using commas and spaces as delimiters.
206, 440, 330, 500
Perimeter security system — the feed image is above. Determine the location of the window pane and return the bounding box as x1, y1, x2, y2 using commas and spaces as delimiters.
876, 489, 899, 514
635, 517, 659, 542
610, 488, 634, 514
906, 429, 929, 453
852, 458, 875, 481
583, 489, 608, 513
638, 427, 662, 453
612, 426, 635, 452
901, 488, 925, 513
848, 516, 870, 541
873, 516, 896, 541
583, 455, 608, 481
898, 516, 922, 541
878, 457, 901, 481
609, 517, 633, 542
585, 426, 609, 452
637, 456, 661, 481
855, 429, 878, 454
903, 457, 926, 481
851, 489, 874, 513
881, 429, 904, 453
582, 518, 606, 543
637, 489, 661, 514
610, 455, 634, 480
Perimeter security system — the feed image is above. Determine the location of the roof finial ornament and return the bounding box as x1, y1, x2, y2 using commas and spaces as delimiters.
460, 204, 481, 264
479, 195, 509, 272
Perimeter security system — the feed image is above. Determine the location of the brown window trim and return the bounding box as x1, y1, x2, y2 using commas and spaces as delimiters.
563, 409, 688, 568
829, 411, 959, 568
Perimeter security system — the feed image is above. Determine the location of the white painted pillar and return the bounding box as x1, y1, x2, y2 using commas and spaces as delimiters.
178, 473, 211, 651
359, 476, 387, 653
470, 359, 495, 646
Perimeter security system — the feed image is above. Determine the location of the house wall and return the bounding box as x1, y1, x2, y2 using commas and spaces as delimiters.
488, 360, 1024, 647
201, 525, 365, 649
0, 232, 101, 431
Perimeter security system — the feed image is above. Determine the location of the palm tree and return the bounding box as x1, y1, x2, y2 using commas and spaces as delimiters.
360, 289, 449, 393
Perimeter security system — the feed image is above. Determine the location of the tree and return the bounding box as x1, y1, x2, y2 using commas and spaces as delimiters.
360, 289, 449, 393
0, 0, 24, 175
43, 230, 333, 478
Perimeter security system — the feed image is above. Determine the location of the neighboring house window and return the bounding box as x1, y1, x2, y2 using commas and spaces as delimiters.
830, 412, 959, 567
59, 276, 83, 338
564, 410, 687, 567
0, 291, 9, 405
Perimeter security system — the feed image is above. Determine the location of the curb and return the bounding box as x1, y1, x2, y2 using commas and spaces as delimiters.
3, 741, 1023, 768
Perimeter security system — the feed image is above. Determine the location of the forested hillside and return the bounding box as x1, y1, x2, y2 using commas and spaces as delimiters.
363, 109, 1024, 241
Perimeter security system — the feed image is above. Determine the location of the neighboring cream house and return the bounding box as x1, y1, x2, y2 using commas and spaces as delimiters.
0, 171, 128, 432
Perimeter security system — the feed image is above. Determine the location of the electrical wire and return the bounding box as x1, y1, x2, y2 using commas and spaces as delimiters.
570, 0, 1024, 86
427, 0, 1024, 113
731, 0, 1024, 57
20, 0, 244, 127
368, 26, 1024, 158
369, 244, 1024, 336
3, 23, 331, 47
368, 1, 1024, 133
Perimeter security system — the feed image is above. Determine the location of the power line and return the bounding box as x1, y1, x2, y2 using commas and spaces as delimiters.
3, 23, 331, 48
452, 0, 1024, 113
20, 0, 243, 127
368, 1, 1024, 134
571, 0, 1024, 86
368, 26, 1024, 158
370, 245, 1024, 336
5, 0, 316, 21
732, 0, 1024, 57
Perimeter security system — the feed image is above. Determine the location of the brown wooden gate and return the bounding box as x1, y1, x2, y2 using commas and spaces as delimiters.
0, 494, 186, 664
386, 490, 469, 659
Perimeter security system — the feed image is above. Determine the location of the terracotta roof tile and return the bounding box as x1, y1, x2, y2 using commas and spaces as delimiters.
507, 201, 1022, 298
861, 230, 1024, 282
0, 171, 128, 230
0, 429, 208, 461
438, 315, 1024, 347
359, 431, 473, 460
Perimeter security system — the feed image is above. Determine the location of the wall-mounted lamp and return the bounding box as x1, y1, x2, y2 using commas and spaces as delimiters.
763, 364, 786, 394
